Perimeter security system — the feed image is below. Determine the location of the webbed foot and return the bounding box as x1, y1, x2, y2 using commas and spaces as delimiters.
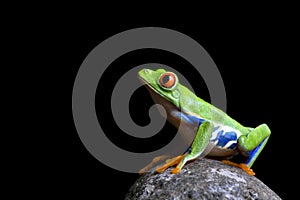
222, 160, 255, 176
139, 155, 169, 174
156, 154, 185, 173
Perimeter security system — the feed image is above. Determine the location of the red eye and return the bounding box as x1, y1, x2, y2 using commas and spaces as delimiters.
159, 72, 177, 88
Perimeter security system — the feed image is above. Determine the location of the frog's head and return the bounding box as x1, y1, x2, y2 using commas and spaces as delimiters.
138, 68, 181, 108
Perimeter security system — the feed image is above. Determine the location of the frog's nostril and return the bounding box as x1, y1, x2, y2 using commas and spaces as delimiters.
144, 69, 149, 73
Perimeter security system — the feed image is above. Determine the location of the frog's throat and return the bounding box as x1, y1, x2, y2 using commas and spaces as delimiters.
139, 77, 180, 107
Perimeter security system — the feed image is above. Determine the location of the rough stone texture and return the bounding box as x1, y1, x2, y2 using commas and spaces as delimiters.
125, 158, 281, 200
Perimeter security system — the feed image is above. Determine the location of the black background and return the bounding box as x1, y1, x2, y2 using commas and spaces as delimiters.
22, 16, 297, 199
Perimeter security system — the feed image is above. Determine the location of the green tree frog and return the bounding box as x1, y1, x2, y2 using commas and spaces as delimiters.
138, 68, 271, 176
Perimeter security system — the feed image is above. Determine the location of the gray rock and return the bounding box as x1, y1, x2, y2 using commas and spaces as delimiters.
125, 158, 281, 200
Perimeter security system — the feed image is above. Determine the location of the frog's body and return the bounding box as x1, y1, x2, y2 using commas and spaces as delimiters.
138, 69, 271, 175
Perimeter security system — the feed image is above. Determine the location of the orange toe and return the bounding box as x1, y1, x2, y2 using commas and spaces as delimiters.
171, 167, 181, 174
139, 155, 169, 174
156, 165, 169, 173
156, 154, 185, 173
240, 163, 255, 176
222, 160, 256, 176
222, 160, 240, 167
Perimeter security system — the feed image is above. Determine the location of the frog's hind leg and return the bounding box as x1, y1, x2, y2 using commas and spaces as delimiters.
223, 123, 271, 176
239, 124, 271, 168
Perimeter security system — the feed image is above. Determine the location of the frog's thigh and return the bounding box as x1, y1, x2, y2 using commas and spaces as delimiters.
238, 124, 271, 167
238, 124, 271, 151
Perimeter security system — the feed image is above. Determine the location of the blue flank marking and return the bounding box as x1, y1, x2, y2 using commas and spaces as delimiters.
228, 142, 236, 149
179, 112, 238, 150
213, 126, 220, 132
179, 113, 204, 154
211, 130, 238, 149
180, 112, 205, 127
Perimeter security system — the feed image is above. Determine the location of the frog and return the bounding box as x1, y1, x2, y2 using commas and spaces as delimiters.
138, 68, 271, 176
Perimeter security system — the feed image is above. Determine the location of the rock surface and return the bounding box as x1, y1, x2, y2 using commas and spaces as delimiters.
125, 158, 281, 200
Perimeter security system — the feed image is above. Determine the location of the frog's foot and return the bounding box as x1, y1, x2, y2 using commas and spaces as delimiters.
170, 166, 181, 174
222, 160, 256, 176
139, 155, 169, 174
156, 154, 185, 173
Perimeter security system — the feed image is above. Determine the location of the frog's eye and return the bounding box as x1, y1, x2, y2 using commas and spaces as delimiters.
159, 72, 178, 90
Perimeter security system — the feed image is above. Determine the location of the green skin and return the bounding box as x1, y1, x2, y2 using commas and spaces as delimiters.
138, 68, 271, 174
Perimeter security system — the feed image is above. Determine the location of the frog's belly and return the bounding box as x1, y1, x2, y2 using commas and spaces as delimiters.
207, 125, 242, 156
208, 144, 238, 156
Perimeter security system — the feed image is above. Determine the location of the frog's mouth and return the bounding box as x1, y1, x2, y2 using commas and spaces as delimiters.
138, 77, 160, 95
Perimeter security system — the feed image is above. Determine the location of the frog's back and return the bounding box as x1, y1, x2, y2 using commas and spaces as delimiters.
196, 96, 249, 133
178, 83, 250, 136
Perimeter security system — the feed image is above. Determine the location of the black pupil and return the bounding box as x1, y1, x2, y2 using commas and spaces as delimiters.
162, 75, 170, 84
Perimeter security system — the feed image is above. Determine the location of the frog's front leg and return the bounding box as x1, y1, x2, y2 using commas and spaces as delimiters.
156, 121, 214, 174
139, 155, 169, 174
223, 123, 271, 176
